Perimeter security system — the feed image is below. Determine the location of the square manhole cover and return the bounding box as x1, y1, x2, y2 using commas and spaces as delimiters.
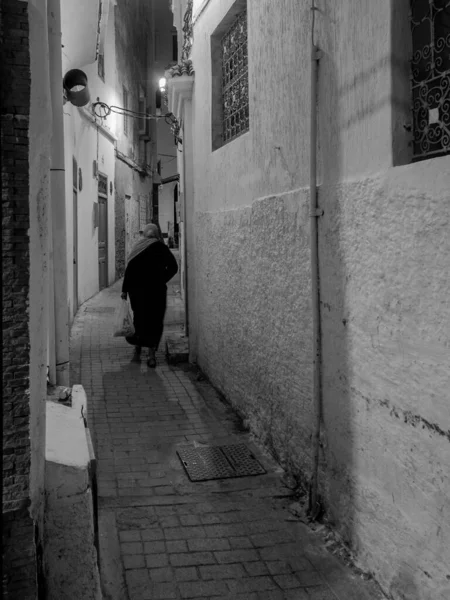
176, 444, 266, 482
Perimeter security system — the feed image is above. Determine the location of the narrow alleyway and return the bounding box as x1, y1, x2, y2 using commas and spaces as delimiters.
70, 259, 383, 600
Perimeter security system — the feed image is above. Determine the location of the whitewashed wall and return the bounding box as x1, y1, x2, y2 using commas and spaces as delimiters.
155, 0, 179, 236
187, 0, 450, 598
28, 0, 52, 529
62, 2, 117, 317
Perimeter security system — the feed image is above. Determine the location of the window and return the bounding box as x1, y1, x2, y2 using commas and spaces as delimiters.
410, 0, 450, 161
139, 140, 146, 167
221, 10, 249, 144
138, 87, 147, 135
172, 31, 178, 62
211, 1, 249, 150
123, 85, 129, 135
98, 52, 105, 81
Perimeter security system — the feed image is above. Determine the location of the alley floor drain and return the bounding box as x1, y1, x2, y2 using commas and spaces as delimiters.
176, 444, 266, 482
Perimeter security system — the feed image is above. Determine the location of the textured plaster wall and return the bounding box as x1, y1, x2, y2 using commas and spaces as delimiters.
195, 191, 314, 474
188, 0, 450, 599
318, 159, 450, 599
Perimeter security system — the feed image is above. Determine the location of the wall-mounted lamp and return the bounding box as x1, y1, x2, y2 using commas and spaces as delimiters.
158, 77, 167, 94
63, 69, 90, 107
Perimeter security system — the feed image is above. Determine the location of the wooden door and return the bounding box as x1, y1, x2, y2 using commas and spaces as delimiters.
98, 174, 108, 290
73, 157, 78, 313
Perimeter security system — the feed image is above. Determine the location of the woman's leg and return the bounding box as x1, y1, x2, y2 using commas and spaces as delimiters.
150, 290, 167, 352
132, 345, 142, 362
136, 289, 166, 349
147, 347, 156, 368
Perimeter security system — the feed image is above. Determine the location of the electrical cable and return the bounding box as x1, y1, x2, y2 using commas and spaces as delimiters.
92, 100, 183, 149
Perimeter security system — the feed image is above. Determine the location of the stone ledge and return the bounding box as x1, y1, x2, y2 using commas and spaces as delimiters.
166, 333, 189, 365
44, 385, 101, 600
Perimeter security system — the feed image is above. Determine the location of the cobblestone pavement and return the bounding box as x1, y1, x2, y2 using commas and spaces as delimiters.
70, 275, 384, 600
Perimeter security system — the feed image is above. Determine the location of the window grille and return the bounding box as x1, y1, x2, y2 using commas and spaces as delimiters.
98, 52, 105, 81
181, 0, 193, 60
221, 9, 249, 144
138, 90, 146, 135
98, 174, 108, 196
410, 0, 450, 161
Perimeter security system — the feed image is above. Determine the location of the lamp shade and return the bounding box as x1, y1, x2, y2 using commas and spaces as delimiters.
63, 69, 90, 107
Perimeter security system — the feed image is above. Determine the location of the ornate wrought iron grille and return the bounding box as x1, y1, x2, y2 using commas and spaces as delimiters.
181, 0, 193, 61
98, 174, 108, 196
410, 0, 450, 160
221, 10, 249, 144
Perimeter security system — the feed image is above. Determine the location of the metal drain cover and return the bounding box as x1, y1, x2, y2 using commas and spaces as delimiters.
177, 444, 266, 482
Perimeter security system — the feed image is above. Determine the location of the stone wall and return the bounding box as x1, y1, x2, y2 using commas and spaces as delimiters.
1, 1, 37, 597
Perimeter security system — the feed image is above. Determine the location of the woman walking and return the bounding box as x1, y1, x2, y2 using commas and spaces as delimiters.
121, 223, 178, 367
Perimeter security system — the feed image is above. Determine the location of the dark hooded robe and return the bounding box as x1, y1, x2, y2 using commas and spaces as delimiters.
122, 241, 178, 350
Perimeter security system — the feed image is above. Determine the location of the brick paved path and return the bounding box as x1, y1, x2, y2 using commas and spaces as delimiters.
70, 276, 383, 600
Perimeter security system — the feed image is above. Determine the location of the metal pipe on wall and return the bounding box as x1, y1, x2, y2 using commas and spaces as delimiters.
48, 0, 70, 386
47, 203, 56, 384
308, 0, 323, 518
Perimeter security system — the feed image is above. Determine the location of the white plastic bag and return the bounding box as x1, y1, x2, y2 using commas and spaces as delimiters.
113, 299, 135, 337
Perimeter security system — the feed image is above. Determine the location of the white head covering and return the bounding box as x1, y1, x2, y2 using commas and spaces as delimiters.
126, 223, 160, 264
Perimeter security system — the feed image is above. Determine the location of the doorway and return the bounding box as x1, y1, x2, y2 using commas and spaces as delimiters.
72, 157, 78, 314
98, 173, 108, 290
